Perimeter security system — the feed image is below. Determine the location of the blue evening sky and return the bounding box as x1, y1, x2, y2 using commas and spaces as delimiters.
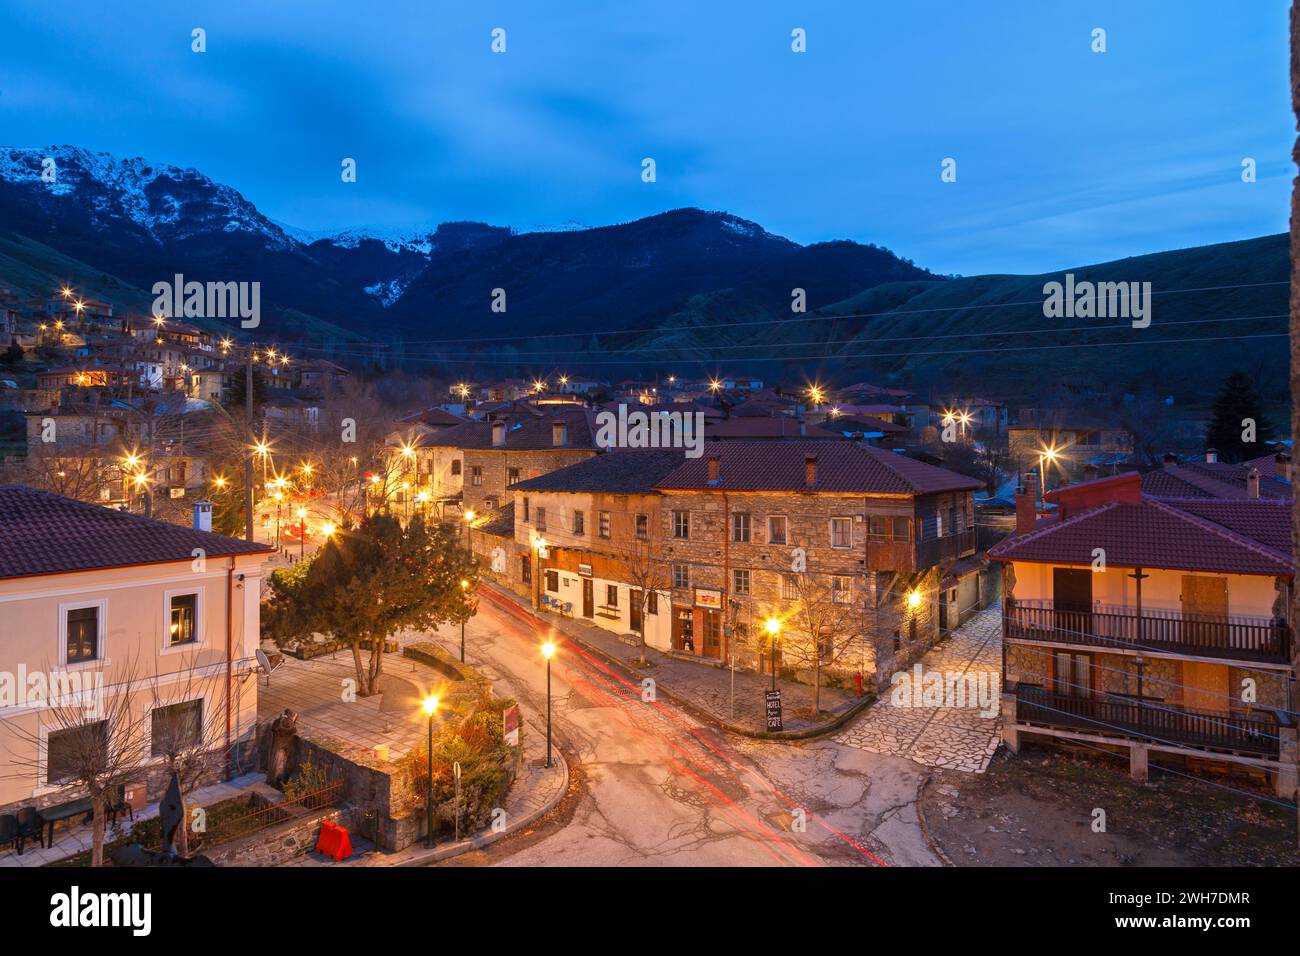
0, 0, 1290, 275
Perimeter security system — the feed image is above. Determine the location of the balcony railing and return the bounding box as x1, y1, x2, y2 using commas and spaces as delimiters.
1005, 599, 1290, 664
869, 529, 976, 572
1013, 684, 1280, 757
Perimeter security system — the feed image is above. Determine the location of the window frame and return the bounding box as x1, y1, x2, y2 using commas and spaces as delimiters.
732, 512, 751, 543
162, 588, 204, 653
732, 568, 751, 595
829, 517, 853, 550
767, 514, 787, 545
59, 599, 106, 668
672, 510, 690, 540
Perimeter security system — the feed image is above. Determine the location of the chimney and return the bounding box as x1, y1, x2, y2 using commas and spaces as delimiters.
1206, 448, 1218, 464
193, 501, 213, 533
552, 420, 567, 447
492, 420, 506, 447
1276, 452, 1291, 483
1016, 471, 1038, 534
707, 455, 720, 483
1162, 452, 1178, 469
1246, 466, 1260, 499
804, 455, 818, 488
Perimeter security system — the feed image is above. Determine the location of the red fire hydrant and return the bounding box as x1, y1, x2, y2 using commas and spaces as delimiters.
854, 671, 864, 697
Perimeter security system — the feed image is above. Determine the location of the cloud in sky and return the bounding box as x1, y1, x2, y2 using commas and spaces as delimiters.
0, 0, 1289, 274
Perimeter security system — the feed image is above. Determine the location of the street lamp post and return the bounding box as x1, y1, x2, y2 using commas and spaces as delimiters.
421, 695, 439, 848
764, 617, 782, 692
463, 509, 475, 551
541, 640, 556, 768
296, 507, 307, 560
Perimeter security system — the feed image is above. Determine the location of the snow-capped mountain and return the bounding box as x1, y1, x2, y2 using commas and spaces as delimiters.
0, 146, 297, 249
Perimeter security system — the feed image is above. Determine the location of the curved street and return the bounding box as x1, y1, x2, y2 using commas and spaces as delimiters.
423, 588, 943, 867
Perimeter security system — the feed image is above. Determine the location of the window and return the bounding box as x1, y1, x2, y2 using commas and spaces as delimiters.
507, 467, 520, 486
152, 700, 202, 756
635, 514, 649, 539
732, 512, 751, 543
65, 605, 99, 663
781, 574, 799, 600
573, 510, 585, 535
832, 575, 853, 604
523, 497, 530, 522
485, 496, 499, 510
646, 591, 658, 615
599, 511, 611, 539
673, 562, 690, 589
672, 510, 689, 539
47, 721, 106, 784
893, 516, 911, 542
870, 515, 890, 538
470, 466, 483, 486
733, 568, 751, 595
520, 556, 531, 585
451, 459, 462, 476
168, 593, 198, 647
536, 507, 547, 532
606, 584, 619, 607
948, 506, 957, 535
830, 517, 853, 549
545, 569, 559, 593
767, 515, 787, 545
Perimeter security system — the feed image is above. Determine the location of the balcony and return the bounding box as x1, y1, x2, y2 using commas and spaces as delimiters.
1013, 684, 1281, 757
868, 529, 976, 572
1005, 599, 1290, 665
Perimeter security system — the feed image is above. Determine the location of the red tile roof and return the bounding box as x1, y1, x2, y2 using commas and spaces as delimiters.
987, 496, 1291, 576
0, 485, 272, 579
655, 442, 982, 495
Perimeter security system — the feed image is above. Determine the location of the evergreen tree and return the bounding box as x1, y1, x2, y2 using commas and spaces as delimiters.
1205, 370, 1275, 463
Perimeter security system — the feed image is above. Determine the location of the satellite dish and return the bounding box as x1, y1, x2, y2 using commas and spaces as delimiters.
256, 649, 273, 674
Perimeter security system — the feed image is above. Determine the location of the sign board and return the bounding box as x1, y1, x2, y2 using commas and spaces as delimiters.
577, 563, 593, 577
503, 703, 521, 748
695, 588, 723, 609
764, 690, 783, 731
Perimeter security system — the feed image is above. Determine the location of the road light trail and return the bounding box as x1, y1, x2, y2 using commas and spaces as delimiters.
478, 587, 814, 865
478, 585, 886, 866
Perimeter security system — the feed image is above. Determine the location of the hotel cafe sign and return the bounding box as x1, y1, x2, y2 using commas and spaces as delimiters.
695, 588, 723, 609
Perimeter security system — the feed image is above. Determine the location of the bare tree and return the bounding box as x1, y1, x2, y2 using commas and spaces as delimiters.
5, 657, 151, 866
6, 445, 118, 502
145, 656, 231, 857
777, 573, 863, 716
617, 520, 670, 666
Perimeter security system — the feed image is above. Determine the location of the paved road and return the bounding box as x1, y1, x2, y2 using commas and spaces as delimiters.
418, 588, 941, 867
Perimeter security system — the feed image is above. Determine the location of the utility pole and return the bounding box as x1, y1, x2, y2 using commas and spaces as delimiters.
244, 346, 255, 541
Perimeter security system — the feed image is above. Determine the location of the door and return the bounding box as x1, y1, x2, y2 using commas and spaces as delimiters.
630, 588, 644, 634
1052, 568, 1093, 639
701, 609, 722, 659
1181, 575, 1228, 651
582, 578, 594, 618
1051, 651, 1092, 698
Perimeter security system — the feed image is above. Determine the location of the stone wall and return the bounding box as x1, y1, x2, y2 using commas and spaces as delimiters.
463, 447, 595, 513
205, 806, 344, 867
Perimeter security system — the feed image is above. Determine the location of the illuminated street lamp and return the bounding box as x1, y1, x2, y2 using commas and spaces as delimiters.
1037, 443, 1061, 513
421, 694, 440, 848
764, 617, 782, 692
806, 384, 825, 407
907, 589, 923, 611
541, 641, 557, 768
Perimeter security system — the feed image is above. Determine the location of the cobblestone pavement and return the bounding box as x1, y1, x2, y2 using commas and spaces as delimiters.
833, 607, 1002, 773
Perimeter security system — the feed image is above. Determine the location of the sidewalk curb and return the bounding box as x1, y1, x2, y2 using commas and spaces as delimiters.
380, 729, 570, 867
485, 583, 872, 743
914, 772, 955, 867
